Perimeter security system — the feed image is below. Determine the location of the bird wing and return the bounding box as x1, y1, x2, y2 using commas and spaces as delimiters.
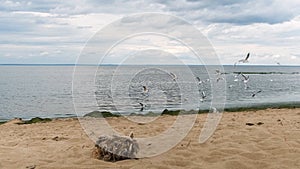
245, 52, 250, 60
196, 77, 201, 82
241, 74, 249, 80
202, 91, 206, 97
170, 72, 176, 79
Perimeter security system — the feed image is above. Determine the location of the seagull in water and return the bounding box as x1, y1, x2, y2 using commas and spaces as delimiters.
252, 90, 262, 97
170, 72, 177, 81
234, 52, 250, 67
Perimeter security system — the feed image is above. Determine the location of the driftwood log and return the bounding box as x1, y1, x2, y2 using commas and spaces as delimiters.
93, 133, 139, 162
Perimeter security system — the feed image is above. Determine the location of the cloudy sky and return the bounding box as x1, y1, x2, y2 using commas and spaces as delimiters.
0, 0, 300, 65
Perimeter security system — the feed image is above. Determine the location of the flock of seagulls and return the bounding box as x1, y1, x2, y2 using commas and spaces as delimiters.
137, 52, 263, 111
138, 72, 178, 111
196, 52, 263, 104
232, 52, 262, 97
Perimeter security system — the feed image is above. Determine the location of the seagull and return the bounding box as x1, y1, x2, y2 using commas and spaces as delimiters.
241, 73, 250, 89
215, 69, 224, 82
252, 90, 262, 97
170, 72, 177, 81
142, 85, 148, 93
228, 85, 234, 88
276, 62, 281, 65
234, 72, 241, 81
215, 69, 221, 75
234, 52, 250, 67
200, 91, 206, 102
241, 73, 249, 82
139, 102, 145, 111
217, 77, 224, 82
196, 77, 203, 84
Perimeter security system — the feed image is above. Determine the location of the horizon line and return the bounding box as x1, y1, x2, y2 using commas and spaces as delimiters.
0, 63, 300, 67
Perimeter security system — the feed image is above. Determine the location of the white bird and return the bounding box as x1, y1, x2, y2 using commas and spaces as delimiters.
241, 73, 250, 89
217, 77, 224, 82
234, 73, 241, 81
200, 91, 206, 102
234, 52, 250, 67
215, 69, 224, 82
252, 90, 262, 97
215, 69, 221, 75
228, 85, 234, 88
139, 102, 145, 111
196, 77, 203, 84
142, 85, 148, 93
170, 72, 177, 81
241, 74, 249, 83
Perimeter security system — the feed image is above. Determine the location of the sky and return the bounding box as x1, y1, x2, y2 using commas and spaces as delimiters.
0, 0, 300, 65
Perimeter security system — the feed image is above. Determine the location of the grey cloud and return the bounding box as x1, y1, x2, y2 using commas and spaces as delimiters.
156, 0, 300, 25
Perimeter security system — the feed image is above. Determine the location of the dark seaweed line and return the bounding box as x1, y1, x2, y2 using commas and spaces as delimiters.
84, 102, 300, 118
1, 102, 300, 124
233, 72, 299, 75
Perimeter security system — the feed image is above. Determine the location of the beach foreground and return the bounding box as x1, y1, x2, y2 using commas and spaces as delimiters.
0, 108, 299, 169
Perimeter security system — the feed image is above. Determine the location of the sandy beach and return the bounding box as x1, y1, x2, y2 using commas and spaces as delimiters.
0, 108, 299, 169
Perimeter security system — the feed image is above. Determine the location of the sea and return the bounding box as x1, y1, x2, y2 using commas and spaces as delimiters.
0, 65, 299, 121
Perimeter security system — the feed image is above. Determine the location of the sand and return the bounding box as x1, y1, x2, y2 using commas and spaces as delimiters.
0, 108, 300, 169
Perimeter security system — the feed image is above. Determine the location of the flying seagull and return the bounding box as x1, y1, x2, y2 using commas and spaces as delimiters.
142, 85, 148, 93
234, 72, 241, 81
170, 72, 177, 81
196, 77, 203, 84
252, 90, 262, 97
234, 52, 250, 67
217, 77, 224, 82
139, 102, 145, 111
241, 73, 250, 89
200, 91, 206, 102
215, 69, 224, 82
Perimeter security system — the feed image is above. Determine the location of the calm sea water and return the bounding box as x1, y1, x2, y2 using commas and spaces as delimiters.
0, 65, 299, 120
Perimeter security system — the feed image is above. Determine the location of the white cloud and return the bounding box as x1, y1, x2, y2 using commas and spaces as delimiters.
0, 0, 299, 65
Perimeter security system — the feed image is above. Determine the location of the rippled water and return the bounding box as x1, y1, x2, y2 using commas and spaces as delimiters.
0, 65, 299, 120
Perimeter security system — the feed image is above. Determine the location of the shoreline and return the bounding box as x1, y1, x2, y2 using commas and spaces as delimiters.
1, 102, 300, 124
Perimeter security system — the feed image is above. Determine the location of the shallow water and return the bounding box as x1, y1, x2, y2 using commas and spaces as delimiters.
0, 65, 299, 120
